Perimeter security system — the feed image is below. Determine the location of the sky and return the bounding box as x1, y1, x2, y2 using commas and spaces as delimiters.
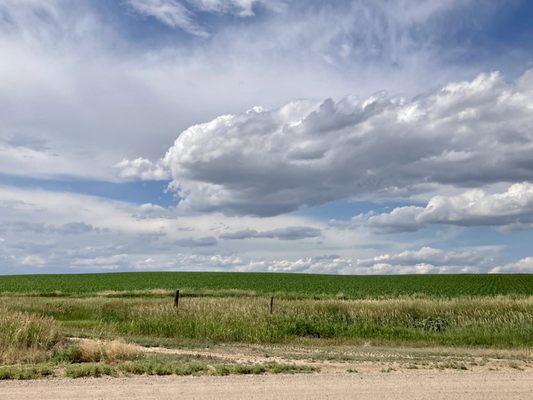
1, 0, 533, 275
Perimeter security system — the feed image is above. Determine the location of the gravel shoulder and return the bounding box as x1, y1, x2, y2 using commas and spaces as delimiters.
1, 370, 532, 400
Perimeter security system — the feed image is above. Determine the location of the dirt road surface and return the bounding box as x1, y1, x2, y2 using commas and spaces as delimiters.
1, 370, 532, 400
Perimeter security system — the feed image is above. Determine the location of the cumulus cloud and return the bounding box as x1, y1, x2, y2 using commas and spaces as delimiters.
220, 226, 321, 240
354, 183, 533, 233
356, 246, 496, 270
115, 158, 170, 181
233, 246, 501, 275
61, 246, 505, 274
121, 70, 533, 216
491, 257, 533, 274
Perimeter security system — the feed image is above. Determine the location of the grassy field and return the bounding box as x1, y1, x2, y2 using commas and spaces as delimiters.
3, 295, 532, 347
1, 272, 532, 380
1, 272, 532, 298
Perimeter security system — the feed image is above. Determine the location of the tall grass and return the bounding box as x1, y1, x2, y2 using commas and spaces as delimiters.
4, 296, 532, 348
0, 307, 61, 364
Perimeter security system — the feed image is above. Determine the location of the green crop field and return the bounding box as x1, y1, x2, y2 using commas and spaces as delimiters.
0, 272, 532, 298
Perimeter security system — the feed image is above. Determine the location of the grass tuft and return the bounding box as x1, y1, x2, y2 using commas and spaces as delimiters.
54, 339, 142, 363
0, 365, 54, 380
0, 307, 61, 364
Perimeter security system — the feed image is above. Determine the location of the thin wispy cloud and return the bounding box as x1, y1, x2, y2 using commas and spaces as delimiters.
127, 0, 209, 37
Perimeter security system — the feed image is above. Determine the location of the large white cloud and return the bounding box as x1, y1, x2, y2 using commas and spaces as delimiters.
491, 257, 533, 274
1, 0, 511, 181
354, 182, 533, 233
123, 70, 533, 216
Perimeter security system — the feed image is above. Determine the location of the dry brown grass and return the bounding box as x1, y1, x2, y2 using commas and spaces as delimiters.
73, 339, 143, 363
0, 307, 61, 364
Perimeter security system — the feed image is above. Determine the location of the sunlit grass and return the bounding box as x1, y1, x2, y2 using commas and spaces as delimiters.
0, 307, 62, 364
3, 295, 532, 348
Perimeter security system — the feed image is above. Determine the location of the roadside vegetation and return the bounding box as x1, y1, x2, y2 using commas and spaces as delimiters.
0, 307, 61, 364
3, 295, 532, 348
0, 315, 316, 381
0, 272, 532, 380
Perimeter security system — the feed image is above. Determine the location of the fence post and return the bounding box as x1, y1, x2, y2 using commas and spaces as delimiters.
174, 289, 180, 308
269, 296, 274, 315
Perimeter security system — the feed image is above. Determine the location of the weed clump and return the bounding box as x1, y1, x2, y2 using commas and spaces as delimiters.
54, 339, 142, 363
0, 307, 61, 364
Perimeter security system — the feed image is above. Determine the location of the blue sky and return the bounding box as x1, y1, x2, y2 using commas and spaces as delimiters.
1, 0, 533, 274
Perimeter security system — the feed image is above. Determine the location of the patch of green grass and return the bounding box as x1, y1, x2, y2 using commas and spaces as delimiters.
216, 362, 317, 376
0, 365, 54, 380
118, 355, 317, 377
120, 359, 208, 376
3, 295, 532, 348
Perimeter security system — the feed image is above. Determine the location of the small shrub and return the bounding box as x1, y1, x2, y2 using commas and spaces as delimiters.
346, 368, 358, 373
55, 340, 142, 363
119, 359, 208, 376
0, 365, 54, 380
287, 320, 323, 338
410, 317, 449, 332
232, 364, 267, 375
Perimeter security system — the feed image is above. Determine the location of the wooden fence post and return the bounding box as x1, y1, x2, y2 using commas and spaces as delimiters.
269, 296, 274, 315
174, 289, 180, 308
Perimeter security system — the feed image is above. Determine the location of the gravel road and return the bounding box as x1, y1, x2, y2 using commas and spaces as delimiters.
1, 370, 532, 400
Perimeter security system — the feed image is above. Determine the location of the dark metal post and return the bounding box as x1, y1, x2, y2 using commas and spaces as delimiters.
174, 289, 180, 308
269, 296, 274, 315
